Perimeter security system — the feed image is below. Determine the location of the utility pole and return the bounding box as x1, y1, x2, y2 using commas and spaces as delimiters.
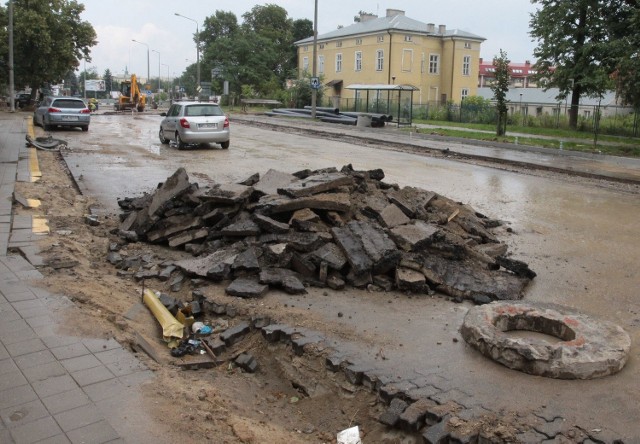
311, 0, 318, 119
8, 0, 15, 112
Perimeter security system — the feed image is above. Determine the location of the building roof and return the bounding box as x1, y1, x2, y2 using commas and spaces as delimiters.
295, 12, 485, 45
476, 87, 620, 107
479, 60, 546, 78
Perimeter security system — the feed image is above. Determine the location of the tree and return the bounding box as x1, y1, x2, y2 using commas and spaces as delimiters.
291, 19, 313, 76
490, 50, 511, 136
3, 0, 96, 95
609, 2, 640, 110
103, 69, 113, 94
530, 1, 616, 129
200, 7, 301, 98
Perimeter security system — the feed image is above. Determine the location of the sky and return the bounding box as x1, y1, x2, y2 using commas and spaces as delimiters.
79, 0, 539, 82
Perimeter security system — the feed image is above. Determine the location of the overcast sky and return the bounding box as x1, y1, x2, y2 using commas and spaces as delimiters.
79, 0, 539, 82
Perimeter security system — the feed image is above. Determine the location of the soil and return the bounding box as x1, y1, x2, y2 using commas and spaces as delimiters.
16, 121, 637, 442
13, 150, 423, 443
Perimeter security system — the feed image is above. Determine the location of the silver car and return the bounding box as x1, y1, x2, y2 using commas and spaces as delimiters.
33, 96, 91, 131
159, 101, 230, 149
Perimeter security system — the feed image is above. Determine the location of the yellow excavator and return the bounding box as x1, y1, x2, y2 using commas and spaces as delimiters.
115, 74, 146, 112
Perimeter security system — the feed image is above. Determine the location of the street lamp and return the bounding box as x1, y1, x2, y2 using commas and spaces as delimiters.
162, 63, 170, 97
152, 49, 161, 92
174, 13, 200, 88
131, 39, 149, 85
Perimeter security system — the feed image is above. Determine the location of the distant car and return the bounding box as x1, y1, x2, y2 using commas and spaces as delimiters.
6, 93, 31, 108
33, 96, 91, 131
159, 101, 230, 149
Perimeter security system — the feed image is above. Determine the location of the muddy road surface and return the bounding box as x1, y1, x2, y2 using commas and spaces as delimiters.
42, 113, 640, 441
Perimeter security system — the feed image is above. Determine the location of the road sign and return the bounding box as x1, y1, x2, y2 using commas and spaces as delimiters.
310, 77, 320, 90
196, 85, 202, 93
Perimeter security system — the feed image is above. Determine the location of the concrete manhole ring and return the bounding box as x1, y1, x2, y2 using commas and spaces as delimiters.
460, 301, 631, 379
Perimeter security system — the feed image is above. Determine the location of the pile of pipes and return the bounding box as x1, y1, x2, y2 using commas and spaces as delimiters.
114, 165, 535, 302
265, 106, 393, 127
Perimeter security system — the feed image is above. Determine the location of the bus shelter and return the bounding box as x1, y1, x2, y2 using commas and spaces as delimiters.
345, 84, 418, 127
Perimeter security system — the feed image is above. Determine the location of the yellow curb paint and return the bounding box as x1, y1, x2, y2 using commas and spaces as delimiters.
27, 117, 42, 182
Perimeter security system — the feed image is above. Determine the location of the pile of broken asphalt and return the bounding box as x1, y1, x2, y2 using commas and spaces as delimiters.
112, 164, 535, 303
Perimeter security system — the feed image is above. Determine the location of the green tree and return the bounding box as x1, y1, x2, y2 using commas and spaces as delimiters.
530, 0, 615, 129
609, 2, 640, 110
242, 4, 293, 80
64, 70, 79, 95
103, 69, 113, 94
3, 0, 96, 95
291, 19, 313, 75
490, 50, 511, 136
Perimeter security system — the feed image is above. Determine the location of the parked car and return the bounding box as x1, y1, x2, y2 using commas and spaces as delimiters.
6, 93, 32, 108
159, 101, 230, 149
33, 96, 91, 131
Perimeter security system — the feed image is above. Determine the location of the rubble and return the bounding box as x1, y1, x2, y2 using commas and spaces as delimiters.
113, 165, 535, 303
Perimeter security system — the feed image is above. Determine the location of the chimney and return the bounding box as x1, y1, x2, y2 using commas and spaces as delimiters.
479, 57, 483, 64
386, 9, 405, 17
525, 60, 531, 65
426, 23, 435, 33
438, 24, 446, 34
359, 13, 378, 22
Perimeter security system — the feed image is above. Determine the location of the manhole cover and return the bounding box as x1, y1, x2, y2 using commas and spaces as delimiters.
460, 301, 631, 379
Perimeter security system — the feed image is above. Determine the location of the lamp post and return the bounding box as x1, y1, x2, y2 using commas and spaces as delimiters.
311, 0, 318, 118
131, 39, 149, 85
162, 63, 170, 97
152, 49, 161, 92
8, 0, 15, 112
174, 13, 200, 88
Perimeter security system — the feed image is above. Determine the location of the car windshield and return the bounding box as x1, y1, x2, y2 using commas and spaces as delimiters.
52, 99, 86, 109
184, 105, 223, 117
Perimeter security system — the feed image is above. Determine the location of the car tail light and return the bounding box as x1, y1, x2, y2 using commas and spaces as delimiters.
223, 116, 230, 128
48, 107, 62, 113
80, 108, 91, 114
179, 118, 190, 128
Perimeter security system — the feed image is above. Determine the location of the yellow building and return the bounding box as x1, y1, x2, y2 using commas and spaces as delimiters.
295, 9, 485, 106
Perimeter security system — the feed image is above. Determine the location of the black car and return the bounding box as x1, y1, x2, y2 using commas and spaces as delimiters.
6, 93, 32, 108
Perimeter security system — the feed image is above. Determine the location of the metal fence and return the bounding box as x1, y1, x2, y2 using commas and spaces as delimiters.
323, 97, 640, 137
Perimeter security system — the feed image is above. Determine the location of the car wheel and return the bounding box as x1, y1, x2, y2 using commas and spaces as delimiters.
33, 114, 39, 127
159, 128, 169, 144
43, 120, 52, 131
176, 133, 186, 150
82, 126, 89, 132
220, 141, 230, 149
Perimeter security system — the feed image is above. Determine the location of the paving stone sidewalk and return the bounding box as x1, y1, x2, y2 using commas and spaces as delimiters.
0, 114, 156, 444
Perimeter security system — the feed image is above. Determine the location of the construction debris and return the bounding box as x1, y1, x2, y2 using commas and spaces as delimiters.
114, 166, 535, 303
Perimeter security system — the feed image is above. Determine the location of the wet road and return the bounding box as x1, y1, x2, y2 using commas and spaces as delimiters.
54, 113, 640, 439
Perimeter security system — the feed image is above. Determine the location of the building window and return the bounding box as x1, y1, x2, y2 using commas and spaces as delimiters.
461, 88, 469, 100
319, 43, 325, 49
303, 57, 309, 72
318, 55, 324, 74
404, 35, 412, 42
336, 53, 342, 72
355, 51, 362, 71
355, 38, 362, 45
377, 35, 384, 43
376, 49, 384, 71
402, 49, 413, 72
429, 54, 439, 74
464, 42, 471, 49
336, 41, 342, 48
462, 55, 471, 76
303, 45, 308, 52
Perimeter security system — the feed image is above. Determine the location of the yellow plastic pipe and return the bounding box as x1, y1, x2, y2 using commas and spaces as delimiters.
142, 289, 184, 340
